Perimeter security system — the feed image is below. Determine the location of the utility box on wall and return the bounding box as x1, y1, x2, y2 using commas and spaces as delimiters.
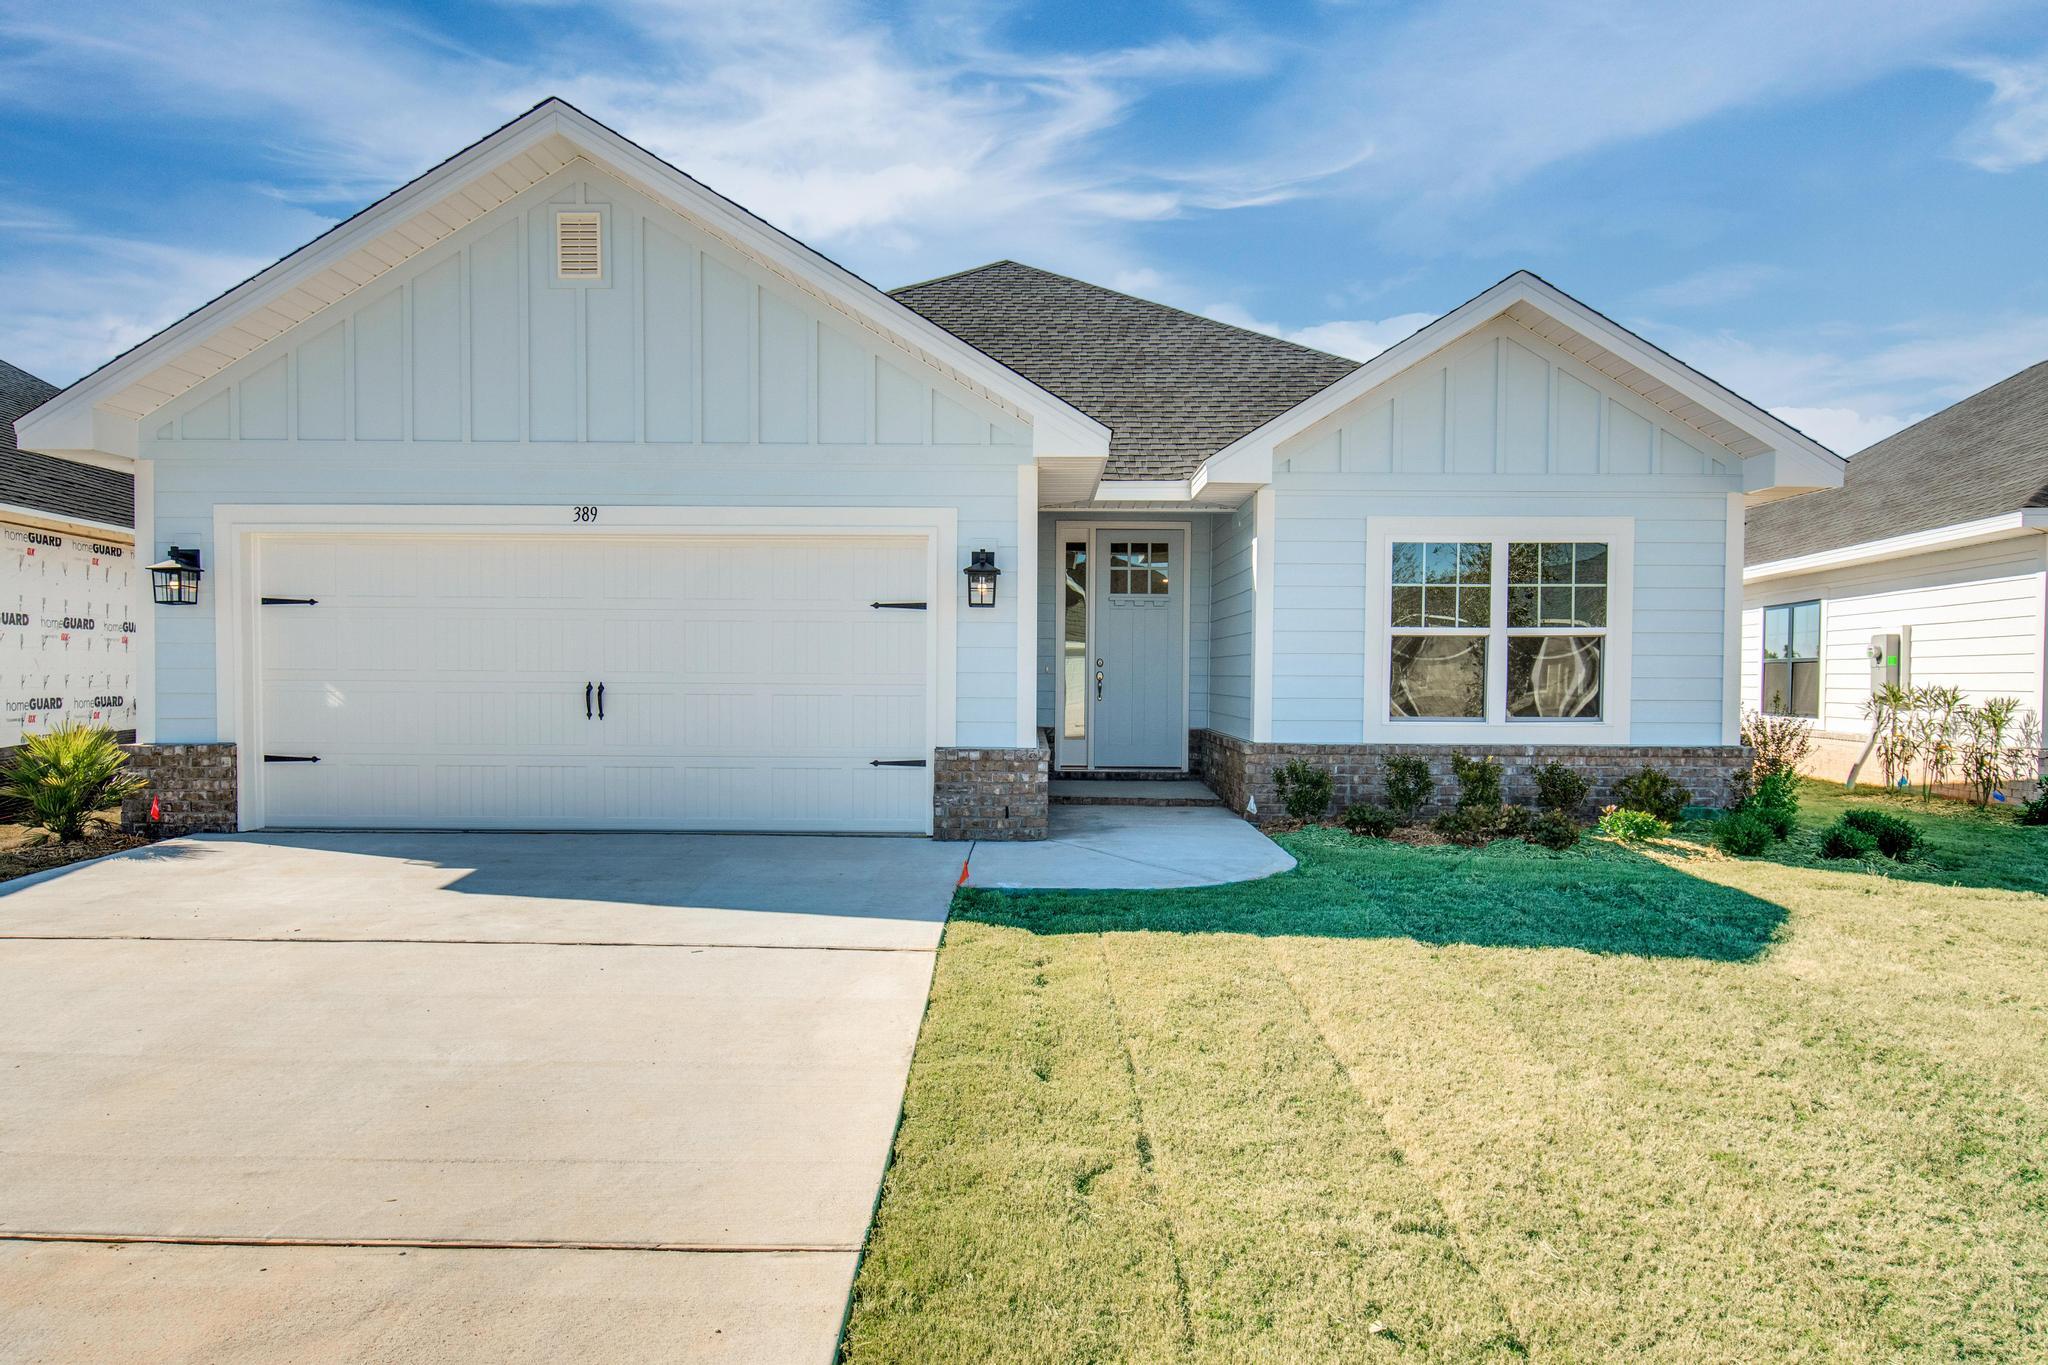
1867, 631, 1903, 691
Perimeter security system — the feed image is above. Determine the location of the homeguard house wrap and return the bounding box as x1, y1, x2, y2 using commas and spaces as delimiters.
16, 99, 1844, 839
0, 359, 138, 748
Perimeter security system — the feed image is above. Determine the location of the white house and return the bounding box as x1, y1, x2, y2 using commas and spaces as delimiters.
17, 98, 1842, 838
1744, 361, 2048, 784
0, 359, 137, 748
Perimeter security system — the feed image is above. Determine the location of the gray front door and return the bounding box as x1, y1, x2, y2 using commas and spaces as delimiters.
1090, 529, 1185, 768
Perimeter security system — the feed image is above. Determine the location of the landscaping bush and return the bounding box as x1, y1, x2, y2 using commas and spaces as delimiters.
1525, 808, 1581, 851
1496, 804, 1534, 839
1840, 808, 1922, 859
1450, 753, 1503, 813
1741, 709, 1815, 786
1820, 819, 1879, 861
1713, 810, 1776, 857
1, 724, 147, 842
1339, 803, 1399, 838
1597, 804, 1669, 844
1432, 807, 1499, 847
1382, 756, 1433, 822
1612, 767, 1690, 825
2019, 790, 2048, 826
1273, 758, 1334, 823
1530, 761, 1589, 815
1740, 768, 1800, 841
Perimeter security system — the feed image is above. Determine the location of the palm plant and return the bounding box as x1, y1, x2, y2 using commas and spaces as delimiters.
1, 724, 147, 842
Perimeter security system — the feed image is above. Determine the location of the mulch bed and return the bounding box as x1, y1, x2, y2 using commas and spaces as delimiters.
0, 827, 150, 882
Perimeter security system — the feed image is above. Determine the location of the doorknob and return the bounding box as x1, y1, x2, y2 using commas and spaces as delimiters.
1095, 669, 1104, 700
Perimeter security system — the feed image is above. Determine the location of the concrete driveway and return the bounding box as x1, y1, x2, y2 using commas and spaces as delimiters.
0, 832, 964, 1363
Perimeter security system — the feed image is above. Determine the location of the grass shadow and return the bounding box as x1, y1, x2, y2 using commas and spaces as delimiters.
958, 825, 1788, 962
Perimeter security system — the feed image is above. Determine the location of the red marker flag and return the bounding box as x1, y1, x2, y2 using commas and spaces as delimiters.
149, 795, 161, 822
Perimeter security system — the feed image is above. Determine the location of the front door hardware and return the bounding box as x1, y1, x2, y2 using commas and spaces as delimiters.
871, 601, 927, 610
260, 596, 319, 606
263, 754, 321, 763
869, 758, 929, 768
596, 683, 605, 719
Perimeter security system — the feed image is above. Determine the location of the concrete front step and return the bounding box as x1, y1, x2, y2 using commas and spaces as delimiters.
1049, 778, 1222, 807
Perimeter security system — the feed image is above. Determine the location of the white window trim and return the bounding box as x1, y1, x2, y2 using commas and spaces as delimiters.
1758, 596, 1823, 721
1364, 515, 1633, 745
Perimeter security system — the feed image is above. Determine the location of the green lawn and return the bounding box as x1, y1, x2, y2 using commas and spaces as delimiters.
843, 783, 2048, 1362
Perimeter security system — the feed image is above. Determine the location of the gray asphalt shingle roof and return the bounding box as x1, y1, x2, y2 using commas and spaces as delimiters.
892, 260, 1361, 481
0, 358, 134, 530
1746, 359, 2048, 566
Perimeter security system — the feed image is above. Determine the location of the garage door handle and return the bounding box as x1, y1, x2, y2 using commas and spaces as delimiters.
871, 601, 927, 610
597, 683, 605, 719
869, 758, 928, 767
585, 682, 593, 719
264, 754, 320, 763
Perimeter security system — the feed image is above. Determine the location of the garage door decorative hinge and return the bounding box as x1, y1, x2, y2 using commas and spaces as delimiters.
263, 754, 321, 763
869, 758, 928, 767
870, 601, 927, 610
261, 596, 319, 606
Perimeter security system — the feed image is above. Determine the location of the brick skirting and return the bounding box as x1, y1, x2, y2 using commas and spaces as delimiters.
1192, 728, 1748, 826
121, 742, 239, 836
933, 738, 1050, 841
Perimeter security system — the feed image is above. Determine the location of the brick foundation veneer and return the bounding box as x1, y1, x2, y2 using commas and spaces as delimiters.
121, 742, 238, 836
1192, 728, 1748, 826
933, 739, 1050, 841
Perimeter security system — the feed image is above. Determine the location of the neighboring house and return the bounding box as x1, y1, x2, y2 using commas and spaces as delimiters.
1744, 362, 2048, 785
17, 99, 1842, 838
0, 358, 138, 745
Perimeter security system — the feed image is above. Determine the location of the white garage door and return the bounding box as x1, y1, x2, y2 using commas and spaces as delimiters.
255, 534, 932, 832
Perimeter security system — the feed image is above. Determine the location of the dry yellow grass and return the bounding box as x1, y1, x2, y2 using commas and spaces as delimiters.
844, 786, 2048, 1361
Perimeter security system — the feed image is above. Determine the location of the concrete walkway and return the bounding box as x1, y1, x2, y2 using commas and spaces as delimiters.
0, 832, 963, 1363
964, 805, 1295, 890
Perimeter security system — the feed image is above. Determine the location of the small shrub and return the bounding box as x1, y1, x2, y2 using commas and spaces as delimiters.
1339, 803, 1399, 838
1450, 752, 1504, 813
1740, 768, 1800, 841
1525, 808, 1581, 851
1741, 709, 1815, 785
1820, 819, 1879, 861
1597, 804, 1670, 844
1, 724, 147, 842
1840, 808, 1921, 859
1273, 758, 1334, 823
1612, 767, 1690, 825
1713, 810, 1776, 857
2018, 790, 2048, 826
1530, 761, 1589, 815
1382, 756, 1433, 822
1497, 804, 1534, 839
1433, 806, 1500, 847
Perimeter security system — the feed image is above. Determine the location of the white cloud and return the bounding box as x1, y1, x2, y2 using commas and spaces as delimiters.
1768, 406, 1917, 455
1633, 264, 1782, 310
1201, 303, 1438, 360
1953, 53, 2048, 171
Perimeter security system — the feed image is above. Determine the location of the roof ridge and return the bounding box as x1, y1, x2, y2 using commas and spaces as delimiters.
887, 260, 1021, 294
898, 259, 1363, 367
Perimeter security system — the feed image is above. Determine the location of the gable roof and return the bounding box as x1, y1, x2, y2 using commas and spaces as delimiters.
892, 261, 1360, 481
0, 359, 132, 530
1746, 359, 2048, 567
17, 99, 1108, 467
1195, 271, 1845, 502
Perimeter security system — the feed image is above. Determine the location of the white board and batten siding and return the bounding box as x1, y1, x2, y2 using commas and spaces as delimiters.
1741, 537, 2048, 734
0, 521, 138, 745
1265, 317, 1745, 746
140, 160, 1034, 764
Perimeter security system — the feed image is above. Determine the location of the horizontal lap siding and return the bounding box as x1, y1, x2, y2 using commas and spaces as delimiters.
1209, 502, 1256, 739
1741, 537, 2048, 734
1036, 512, 1212, 732
142, 164, 1032, 747
1272, 482, 1734, 745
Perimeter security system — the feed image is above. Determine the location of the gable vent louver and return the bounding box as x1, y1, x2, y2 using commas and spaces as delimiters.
556, 211, 603, 280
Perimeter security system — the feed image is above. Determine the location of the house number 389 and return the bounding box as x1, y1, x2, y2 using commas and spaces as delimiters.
572, 506, 599, 522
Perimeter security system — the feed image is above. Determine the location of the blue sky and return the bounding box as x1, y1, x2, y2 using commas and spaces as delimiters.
4, 0, 2048, 452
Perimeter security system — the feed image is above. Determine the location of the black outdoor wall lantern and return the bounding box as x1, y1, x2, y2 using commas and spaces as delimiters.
963, 548, 1001, 608
149, 546, 204, 605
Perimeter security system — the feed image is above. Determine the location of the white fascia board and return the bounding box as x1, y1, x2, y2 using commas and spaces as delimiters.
1744, 511, 2046, 582
21, 98, 1110, 462
0, 504, 134, 540
1193, 271, 1846, 494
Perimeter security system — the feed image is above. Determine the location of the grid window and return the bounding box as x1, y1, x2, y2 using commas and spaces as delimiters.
1108, 541, 1171, 596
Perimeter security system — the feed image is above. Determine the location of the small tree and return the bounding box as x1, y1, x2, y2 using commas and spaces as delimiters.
1741, 709, 1813, 785
2, 724, 147, 842
1863, 684, 1916, 791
